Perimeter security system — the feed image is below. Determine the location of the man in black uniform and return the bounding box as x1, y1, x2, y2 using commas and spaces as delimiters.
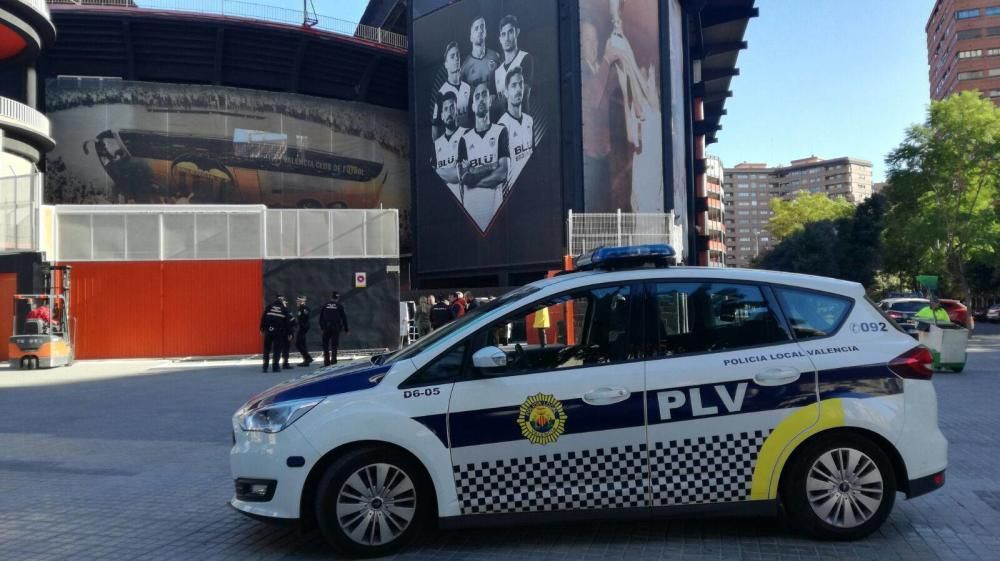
259, 294, 290, 373
295, 296, 313, 367
319, 291, 349, 366
280, 296, 296, 370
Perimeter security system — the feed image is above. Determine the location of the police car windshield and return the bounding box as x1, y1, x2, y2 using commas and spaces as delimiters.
382, 285, 540, 364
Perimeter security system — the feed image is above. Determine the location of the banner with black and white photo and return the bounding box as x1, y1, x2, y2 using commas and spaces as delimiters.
413, 0, 562, 274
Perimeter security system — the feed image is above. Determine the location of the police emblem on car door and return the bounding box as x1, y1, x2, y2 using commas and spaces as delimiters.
447, 283, 648, 515
642, 281, 819, 506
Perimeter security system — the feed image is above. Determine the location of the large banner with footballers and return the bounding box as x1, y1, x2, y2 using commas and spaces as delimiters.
412, 0, 562, 273
579, 0, 665, 213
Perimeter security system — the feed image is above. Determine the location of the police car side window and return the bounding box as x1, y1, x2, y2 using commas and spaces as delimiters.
775, 288, 852, 340
470, 284, 637, 377
647, 282, 788, 357
402, 342, 468, 388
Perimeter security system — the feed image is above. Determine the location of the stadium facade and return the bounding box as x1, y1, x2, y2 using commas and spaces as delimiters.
0, 0, 753, 359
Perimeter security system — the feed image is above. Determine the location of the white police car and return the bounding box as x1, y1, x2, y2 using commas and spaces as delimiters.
231, 245, 947, 557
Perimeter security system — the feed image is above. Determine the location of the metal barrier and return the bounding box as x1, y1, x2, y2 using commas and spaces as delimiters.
41, 205, 400, 261
567, 209, 684, 258
0, 174, 42, 252
48, 0, 408, 51
0, 97, 51, 139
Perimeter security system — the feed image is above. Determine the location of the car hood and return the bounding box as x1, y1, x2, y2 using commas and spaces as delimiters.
243, 360, 391, 410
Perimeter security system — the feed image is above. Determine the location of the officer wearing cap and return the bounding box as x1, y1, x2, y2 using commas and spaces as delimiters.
295, 295, 313, 367
319, 290, 350, 366
279, 296, 296, 370
259, 294, 291, 373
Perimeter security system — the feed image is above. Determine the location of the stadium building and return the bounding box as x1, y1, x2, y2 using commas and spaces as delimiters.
0, 0, 753, 360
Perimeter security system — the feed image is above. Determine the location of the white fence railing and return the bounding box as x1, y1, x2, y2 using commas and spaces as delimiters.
41, 205, 399, 262
0, 97, 51, 139
567, 210, 684, 259
0, 174, 43, 252
48, 0, 408, 50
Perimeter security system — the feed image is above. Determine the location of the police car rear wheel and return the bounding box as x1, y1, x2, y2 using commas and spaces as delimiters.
315, 448, 429, 557
783, 434, 896, 540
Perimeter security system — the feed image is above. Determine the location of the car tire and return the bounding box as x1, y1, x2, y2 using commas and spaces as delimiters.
315, 446, 431, 557
782, 433, 896, 541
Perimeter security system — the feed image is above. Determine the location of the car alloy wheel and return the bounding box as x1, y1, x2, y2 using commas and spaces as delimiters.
336, 463, 417, 546
805, 447, 884, 528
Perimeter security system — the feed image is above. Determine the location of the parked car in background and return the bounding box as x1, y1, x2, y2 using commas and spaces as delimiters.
988, 304, 1000, 323
879, 298, 930, 336
939, 299, 973, 330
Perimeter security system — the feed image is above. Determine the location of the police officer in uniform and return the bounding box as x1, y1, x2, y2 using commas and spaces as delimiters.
259, 294, 290, 373
295, 296, 313, 367
280, 296, 296, 369
320, 291, 350, 366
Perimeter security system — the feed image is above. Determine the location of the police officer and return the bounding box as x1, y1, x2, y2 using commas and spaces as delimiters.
295, 296, 313, 367
259, 294, 290, 373
319, 291, 349, 366
280, 296, 296, 369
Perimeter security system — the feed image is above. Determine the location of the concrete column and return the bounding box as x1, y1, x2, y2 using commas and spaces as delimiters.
25, 66, 37, 109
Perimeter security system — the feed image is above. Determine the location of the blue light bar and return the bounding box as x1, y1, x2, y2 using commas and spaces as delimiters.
575, 244, 676, 271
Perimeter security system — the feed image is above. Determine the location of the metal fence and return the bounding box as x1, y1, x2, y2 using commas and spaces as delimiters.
48, 0, 408, 50
567, 210, 684, 259
41, 205, 399, 262
265, 209, 398, 259
0, 174, 42, 252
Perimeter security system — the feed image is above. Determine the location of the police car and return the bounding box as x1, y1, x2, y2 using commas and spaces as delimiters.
230, 245, 947, 557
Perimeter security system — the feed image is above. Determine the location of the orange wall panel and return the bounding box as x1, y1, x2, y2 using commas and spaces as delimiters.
66, 260, 263, 359
0, 273, 17, 361
68, 262, 164, 359
161, 261, 262, 357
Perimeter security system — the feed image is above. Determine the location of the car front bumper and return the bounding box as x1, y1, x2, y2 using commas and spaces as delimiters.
229, 422, 321, 520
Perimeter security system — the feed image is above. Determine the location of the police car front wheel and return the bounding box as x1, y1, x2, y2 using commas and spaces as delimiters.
315, 447, 431, 557
782, 433, 896, 540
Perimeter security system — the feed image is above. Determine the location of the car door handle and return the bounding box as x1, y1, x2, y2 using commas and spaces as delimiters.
754, 367, 801, 386
583, 387, 630, 405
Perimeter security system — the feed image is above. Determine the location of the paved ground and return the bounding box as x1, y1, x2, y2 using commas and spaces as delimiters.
1, 326, 999, 561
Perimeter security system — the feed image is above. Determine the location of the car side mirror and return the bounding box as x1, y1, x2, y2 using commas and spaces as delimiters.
472, 346, 507, 372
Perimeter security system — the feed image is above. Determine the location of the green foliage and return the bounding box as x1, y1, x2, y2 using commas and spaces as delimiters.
883, 91, 1000, 300
756, 194, 887, 288
768, 192, 854, 241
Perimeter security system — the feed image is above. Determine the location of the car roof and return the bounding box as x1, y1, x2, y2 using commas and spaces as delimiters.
881, 297, 928, 304
527, 266, 864, 297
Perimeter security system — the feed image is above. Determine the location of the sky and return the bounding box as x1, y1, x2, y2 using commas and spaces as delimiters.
712, 0, 936, 182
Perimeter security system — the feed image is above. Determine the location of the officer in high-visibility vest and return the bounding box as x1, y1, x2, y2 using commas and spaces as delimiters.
533, 306, 550, 348
915, 296, 952, 330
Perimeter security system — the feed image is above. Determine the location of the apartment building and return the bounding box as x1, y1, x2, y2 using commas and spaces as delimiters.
927, 0, 1000, 102
722, 156, 873, 268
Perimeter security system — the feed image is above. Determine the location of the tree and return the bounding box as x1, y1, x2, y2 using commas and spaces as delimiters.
768, 191, 854, 241
884, 91, 1000, 301
756, 194, 887, 288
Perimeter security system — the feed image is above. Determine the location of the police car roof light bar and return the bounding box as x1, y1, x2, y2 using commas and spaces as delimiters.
574, 244, 676, 272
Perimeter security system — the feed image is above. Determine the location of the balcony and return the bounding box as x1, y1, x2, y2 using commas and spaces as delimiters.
0, 96, 54, 156
3, 0, 56, 52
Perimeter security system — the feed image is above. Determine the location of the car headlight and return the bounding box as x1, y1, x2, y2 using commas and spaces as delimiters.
238, 397, 324, 433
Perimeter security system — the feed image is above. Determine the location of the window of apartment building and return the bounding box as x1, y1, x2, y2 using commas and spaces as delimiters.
737, 201, 750, 206
959, 49, 984, 59
989, 68, 1000, 77
738, 237, 751, 242
990, 90, 1000, 97
958, 28, 983, 40
958, 70, 985, 80
737, 211, 750, 215
988, 26, 1000, 36
737, 183, 749, 189
988, 7, 1000, 16
989, 48, 1000, 56
737, 192, 750, 197
957, 9, 981, 19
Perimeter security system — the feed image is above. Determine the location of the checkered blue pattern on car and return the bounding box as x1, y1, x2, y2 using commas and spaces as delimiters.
453, 444, 649, 515
649, 429, 771, 506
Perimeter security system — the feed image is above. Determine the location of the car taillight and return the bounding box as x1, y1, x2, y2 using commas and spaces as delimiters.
889, 346, 934, 380
888, 311, 904, 319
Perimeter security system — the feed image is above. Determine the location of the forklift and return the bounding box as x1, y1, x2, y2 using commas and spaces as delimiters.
9, 265, 74, 369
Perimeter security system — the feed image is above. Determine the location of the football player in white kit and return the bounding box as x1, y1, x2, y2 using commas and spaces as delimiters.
433, 91, 467, 201
432, 42, 471, 130
457, 81, 510, 233
496, 67, 534, 196
494, 14, 534, 114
